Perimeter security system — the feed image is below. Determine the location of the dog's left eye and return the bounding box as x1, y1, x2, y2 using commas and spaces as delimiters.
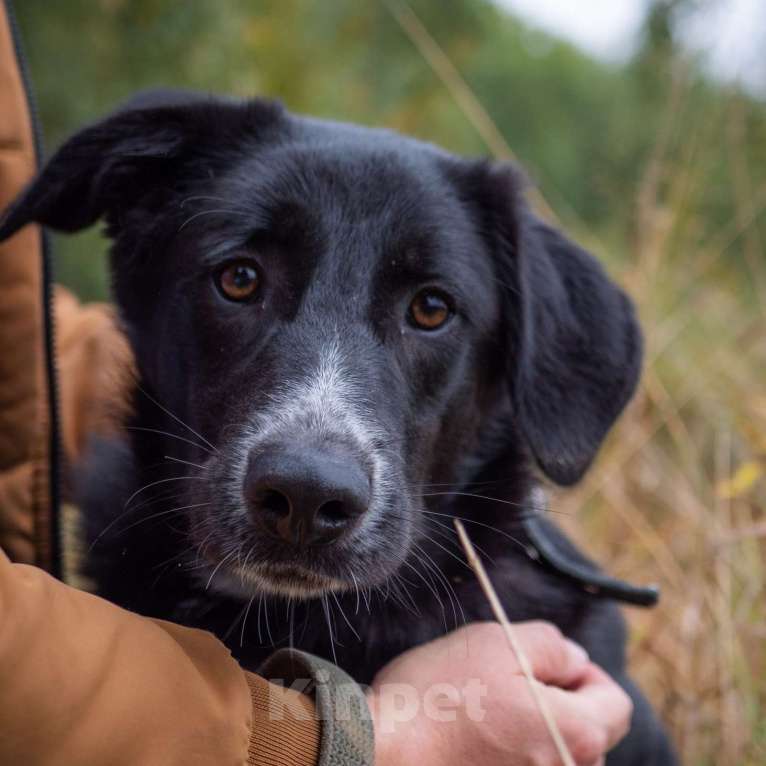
216, 260, 260, 302
408, 289, 453, 330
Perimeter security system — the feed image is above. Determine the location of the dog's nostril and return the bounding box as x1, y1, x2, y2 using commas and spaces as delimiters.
257, 489, 291, 519
317, 499, 351, 526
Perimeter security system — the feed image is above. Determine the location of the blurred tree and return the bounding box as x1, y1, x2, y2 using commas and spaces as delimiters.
13, 0, 766, 299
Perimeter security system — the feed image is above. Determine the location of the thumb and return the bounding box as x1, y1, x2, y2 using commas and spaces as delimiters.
511, 621, 590, 689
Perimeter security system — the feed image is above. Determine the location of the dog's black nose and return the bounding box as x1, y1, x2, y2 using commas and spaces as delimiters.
244, 449, 370, 546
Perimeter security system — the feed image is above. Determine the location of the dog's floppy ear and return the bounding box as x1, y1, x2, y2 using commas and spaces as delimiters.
460, 161, 643, 485
0, 90, 283, 241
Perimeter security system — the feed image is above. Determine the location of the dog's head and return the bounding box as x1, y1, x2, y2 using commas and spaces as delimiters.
0, 92, 642, 599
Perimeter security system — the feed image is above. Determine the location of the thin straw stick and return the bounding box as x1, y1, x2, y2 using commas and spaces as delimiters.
454, 519, 576, 766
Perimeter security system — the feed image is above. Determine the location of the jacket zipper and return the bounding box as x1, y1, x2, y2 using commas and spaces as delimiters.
5, 0, 63, 579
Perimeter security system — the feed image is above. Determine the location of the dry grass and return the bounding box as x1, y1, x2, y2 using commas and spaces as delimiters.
556, 320, 766, 766
557, 197, 765, 765
390, 5, 766, 763
552, 92, 766, 765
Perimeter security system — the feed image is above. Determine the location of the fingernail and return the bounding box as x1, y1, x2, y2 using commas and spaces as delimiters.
565, 639, 589, 664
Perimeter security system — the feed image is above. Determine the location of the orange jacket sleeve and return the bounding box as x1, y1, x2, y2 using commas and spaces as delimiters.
0, 547, 320, 766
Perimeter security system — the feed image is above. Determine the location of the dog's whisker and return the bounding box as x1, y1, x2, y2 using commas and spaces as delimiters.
331, 591, 360, 641
418, 561, 451, 632
421, 489, 559, 515
192, 529, 217, 568
122, 475, 206, 511
391, 573, 421, 616
418, 556, 459, 628
422, 516, 496, 566
149, 543, 197, 588
412, 541, 466, 628
151, 541, 200, 574
263, 596, 275, 648
421, 515, 465, 547
388, 577, 421, 617
130, 488, 189, 514
256, 595, 264, 645
126, 426, 215, 455
88, 489, 188, 552
240, 595, 256, 648
329, 596, 344, 648
136, 384, 218, 452
361, 584, 372, 614
115, 501, 211, 537
205, 548, 238, 591
222, 598, 250, 644
164, 455, 207, 470
379, 579, 403, 610
422, 510, 530, 553
418, 530, 473, 573
241, 545, 256, 575
442, 497, 564, 520
321, 595, 338, 664
349, 570, 361, 615
419, 477, 534, 491
402, 559, 447, 623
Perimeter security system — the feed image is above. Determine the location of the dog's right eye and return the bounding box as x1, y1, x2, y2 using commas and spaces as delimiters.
216, 260, 260, 302
408, 289, 453, 331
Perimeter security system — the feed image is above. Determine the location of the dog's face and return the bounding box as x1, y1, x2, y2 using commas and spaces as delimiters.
0, 93, 642, 599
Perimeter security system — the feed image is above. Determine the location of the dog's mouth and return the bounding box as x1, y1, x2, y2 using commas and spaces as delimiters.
193, 495, 411, 600
212, 559, 350, 599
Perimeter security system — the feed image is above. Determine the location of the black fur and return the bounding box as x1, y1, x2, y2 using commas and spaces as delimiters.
0, 91, 675, 765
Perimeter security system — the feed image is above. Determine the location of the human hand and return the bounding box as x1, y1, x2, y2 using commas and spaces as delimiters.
367, 621, 633, 766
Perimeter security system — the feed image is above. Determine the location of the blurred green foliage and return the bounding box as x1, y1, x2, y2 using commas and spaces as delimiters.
14, 0, 766, 300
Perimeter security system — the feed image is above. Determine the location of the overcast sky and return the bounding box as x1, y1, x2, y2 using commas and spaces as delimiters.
495, 0, 766, 95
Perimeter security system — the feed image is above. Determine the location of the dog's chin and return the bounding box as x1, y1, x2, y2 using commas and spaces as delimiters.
208, 562, 352, 600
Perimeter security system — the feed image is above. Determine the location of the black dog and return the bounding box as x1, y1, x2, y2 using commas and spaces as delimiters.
0, 91, 675, 764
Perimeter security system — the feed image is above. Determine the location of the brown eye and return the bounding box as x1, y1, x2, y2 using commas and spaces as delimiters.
217, 260, 260, 302
408, 289, 452, 330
